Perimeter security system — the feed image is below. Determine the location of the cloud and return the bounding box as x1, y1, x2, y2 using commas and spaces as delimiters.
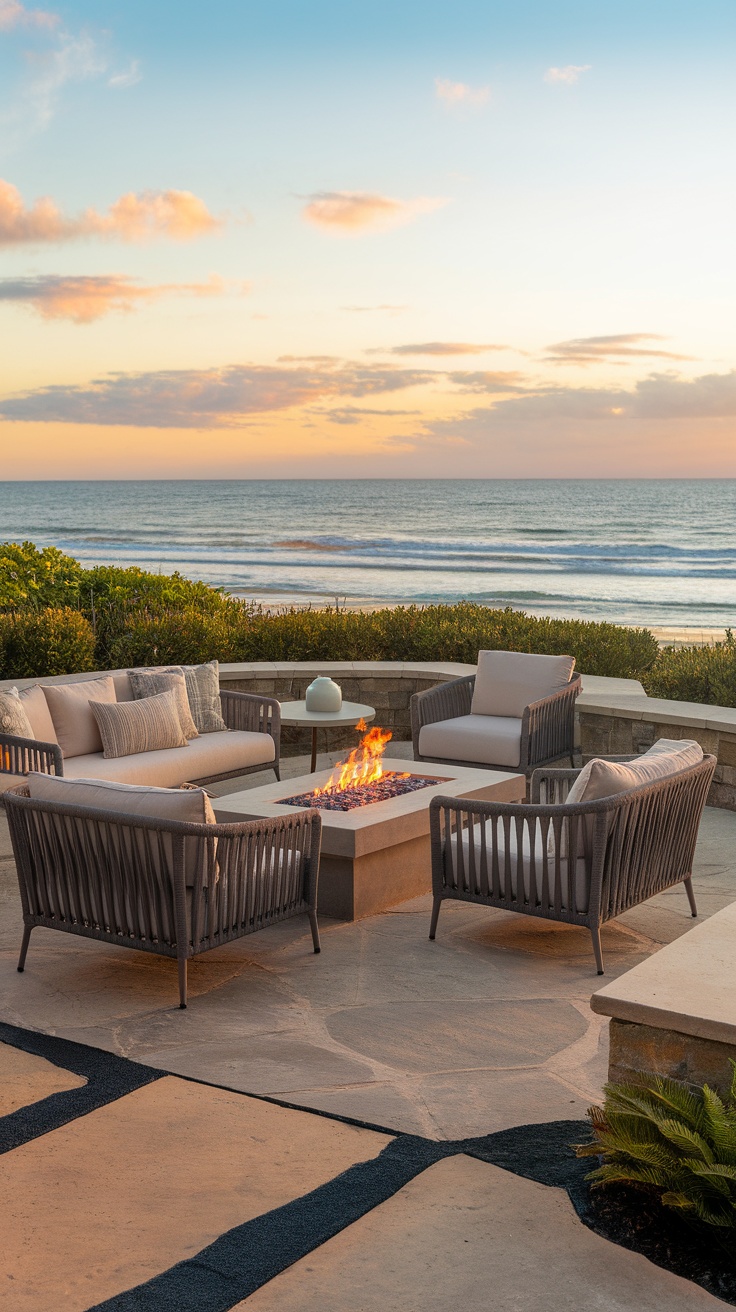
546, 333, 693, 364
544, 64, 591, 85
383, 341, 509, 356
0, 273, 238, 322
0, 178, 221, 247
0, 362, 435, 427
108, 59, 141, 89
323, 406, 420, 425
301, 191, 447, 234
15, 30, 109, 133
435, 78, 490, 107
447, 370, 528, 393
0, 0, 58, 29
342, 304, 408, 314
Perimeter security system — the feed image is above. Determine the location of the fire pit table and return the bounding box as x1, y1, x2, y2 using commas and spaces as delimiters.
213, 760, 525, 920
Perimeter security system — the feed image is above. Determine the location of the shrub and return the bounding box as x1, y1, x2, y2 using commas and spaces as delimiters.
103, 606, 242, 669
0, 542, 82, 611
644, 635, 736, 708
0, 608, 96, 679
575, 1069, 736, 1230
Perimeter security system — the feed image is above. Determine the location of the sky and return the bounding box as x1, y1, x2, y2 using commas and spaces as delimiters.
0, 0, 735, 478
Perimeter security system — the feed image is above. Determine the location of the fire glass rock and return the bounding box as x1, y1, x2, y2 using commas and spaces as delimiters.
281, 772, 439, 812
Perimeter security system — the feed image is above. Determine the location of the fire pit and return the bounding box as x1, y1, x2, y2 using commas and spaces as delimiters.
280, 719, 439, 812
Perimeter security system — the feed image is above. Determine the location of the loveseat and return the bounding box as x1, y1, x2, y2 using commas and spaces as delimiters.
0, 664, 281, 793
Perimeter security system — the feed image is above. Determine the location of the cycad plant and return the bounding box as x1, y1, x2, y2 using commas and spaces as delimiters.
575, 1066, 736, 1230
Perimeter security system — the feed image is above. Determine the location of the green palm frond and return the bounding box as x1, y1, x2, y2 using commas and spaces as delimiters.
575, 1070, 736, 1231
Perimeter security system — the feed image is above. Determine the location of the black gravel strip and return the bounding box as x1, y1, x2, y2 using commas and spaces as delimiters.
0, 1021, 165, 1154
86, 1135, 449, 1312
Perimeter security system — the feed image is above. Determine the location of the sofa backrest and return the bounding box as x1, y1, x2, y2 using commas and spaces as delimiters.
471, 650, 576, 718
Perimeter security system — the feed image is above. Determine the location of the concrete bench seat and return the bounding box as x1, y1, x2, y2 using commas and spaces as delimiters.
591, 900, 736, 1096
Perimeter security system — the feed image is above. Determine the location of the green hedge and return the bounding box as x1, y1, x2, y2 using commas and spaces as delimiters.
0, 608, 96, 679
644, 635, 736, 707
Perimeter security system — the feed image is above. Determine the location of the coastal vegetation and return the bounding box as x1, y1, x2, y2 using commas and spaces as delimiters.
1, 541, 734, 707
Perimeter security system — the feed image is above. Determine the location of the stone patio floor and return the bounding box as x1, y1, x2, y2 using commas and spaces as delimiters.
1, 743, 735, 1309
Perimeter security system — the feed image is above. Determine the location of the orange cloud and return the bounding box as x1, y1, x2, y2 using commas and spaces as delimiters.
0, 179, 221, 247
302, 190, 447, 234
435, 78, 490, 107
384, 341, 509, 356
0, 0, 58, 29
546, 334, 693, 364
0, 273, 239, 322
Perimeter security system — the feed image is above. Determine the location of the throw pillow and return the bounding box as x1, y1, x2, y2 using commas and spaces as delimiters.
165, 660, 226, 734
91, 689, 189, 759
471, 650, 575, 719
18, 685, 58, 743
42, 675, 117, 758
0, 688, 35, 739
128, 668, 198, 740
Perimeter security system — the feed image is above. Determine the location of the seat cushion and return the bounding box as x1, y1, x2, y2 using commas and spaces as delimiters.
18, 685, 58, 743
419, 714, 522, 768
449, 819, 589, 914
471, 650, 575, 719
43, 676, 117, 758
63, 728, 275, 787
567, 738, 704, 806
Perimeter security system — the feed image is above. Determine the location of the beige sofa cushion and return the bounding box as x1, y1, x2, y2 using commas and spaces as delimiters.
129, 668, 198, 740
112, 673, 134, 702
27, 773, 217, 890
165, 660, 226, 734
419, 713, 522, 768
567, 738, 704, 806
64, 727, 275, 787
43, 676, 116, 758
450, 818, 589, 914
0, 689, 34, 739
91, 690, 188, 759
471, 650, 575, 719
18, 685, 58, 743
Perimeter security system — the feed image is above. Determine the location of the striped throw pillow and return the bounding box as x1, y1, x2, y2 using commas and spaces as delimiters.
91, 689, 189, 759
128, 668, 199, 740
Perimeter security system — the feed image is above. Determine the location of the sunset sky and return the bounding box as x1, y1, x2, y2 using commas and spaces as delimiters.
1, 0, 735, 478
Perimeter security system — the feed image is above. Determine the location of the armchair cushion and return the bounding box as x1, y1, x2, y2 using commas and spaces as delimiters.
43, 675, 117, 758
418, 713, 522, 768
471, 650, 575, 719
568, 738, 704, 806
451, 819, 589, 913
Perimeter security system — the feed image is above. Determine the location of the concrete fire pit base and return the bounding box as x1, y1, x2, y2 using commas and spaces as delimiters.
213, 759, 525, 921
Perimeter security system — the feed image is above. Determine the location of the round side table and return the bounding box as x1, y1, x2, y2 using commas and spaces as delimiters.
278, 700, 376, 772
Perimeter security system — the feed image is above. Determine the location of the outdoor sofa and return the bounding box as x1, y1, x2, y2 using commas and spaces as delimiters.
0, 663, 281, 792
411, 650, 582, 777
428, 740, 715, 974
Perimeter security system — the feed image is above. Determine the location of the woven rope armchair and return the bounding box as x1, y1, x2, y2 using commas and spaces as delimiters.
411, 671, 582, 775
5, 784, 321, 1008
428, 755, 716, 974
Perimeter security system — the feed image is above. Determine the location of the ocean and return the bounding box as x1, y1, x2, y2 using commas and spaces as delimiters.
1, 479, 735, 630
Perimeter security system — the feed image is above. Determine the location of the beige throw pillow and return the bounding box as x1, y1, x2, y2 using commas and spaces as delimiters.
0, 688, 35, 739
164, 660, 226, 734
27, 773, 217, 889
42, 676, 116, 758
471, 650, 575, 719
91, 689, 189, 759
128, 668, 198, 739
567, 738, 704, 807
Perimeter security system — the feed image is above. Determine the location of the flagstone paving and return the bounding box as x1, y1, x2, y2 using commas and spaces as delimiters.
1, 747, 735, 1309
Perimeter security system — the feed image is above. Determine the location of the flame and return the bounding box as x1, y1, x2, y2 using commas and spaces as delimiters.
314, 719, 400, 795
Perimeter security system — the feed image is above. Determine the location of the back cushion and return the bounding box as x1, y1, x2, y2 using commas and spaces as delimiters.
43, 676, 117, 758
27, 773, 217, 889
471, 650, 575, 719
567, 738, 704, 806
19, 685, 58, 743
112, 673, 134, 702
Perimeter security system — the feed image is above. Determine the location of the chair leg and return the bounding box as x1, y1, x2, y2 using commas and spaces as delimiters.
178, 957, 188, 1009
308, 908, 321, 954
17, 925, 32, 972
591, 924, 604, 976
684, 876, 698, 918
429, 896, 442, 940
274, 762, 281, 781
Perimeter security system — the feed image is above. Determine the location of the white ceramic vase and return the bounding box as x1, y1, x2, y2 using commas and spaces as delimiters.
305, 677, 342, 712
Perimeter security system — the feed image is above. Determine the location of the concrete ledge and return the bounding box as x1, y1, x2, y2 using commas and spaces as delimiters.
592, 901, 736, 1093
